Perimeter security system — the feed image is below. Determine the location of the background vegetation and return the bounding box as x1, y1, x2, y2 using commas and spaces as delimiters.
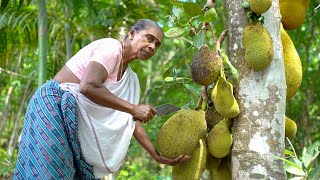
0, 0, 319, 179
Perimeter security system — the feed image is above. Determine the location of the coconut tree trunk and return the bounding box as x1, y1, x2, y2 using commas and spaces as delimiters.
38, 0, 48, 86
226, 0, 287, 178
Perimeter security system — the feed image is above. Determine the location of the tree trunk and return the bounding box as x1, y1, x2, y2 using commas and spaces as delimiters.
38, 0, 48, 86
0, 86, 15, 137
226, 0, 286, 179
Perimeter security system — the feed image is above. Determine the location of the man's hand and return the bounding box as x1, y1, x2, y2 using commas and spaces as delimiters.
132, 104, 157, 123
154, 153, 190, 166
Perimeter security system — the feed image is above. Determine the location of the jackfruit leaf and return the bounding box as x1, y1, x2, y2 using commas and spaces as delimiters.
285, 149, 295, 157
162, 56, 188, 78
164, 27, 185, 38
164, 77, 192, 83
170, 0, 183, 8
275, 156, 306, 176
193, 30, 205, 49
202, 8, 217, 22
172, 6, 189, 26
183, 2, 202, 17
183, 83, 201, 98
289, 177, 304, 180
301, 142, 320, 169
308, 166, 320, 180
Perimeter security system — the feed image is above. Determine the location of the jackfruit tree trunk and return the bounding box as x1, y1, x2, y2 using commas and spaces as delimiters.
225, 0, 287, 179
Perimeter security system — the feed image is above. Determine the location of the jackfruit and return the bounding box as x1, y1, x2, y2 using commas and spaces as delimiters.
191, 44, 223, 86
157, 109, 207, 158
205, 153, 221, 171
242, 23, 274, 70
285, 116, 297, 139
280, 0, 308, 30
211, 158, 232, 180
249, 0, 272, 14
207, 119, 233, 158
280, 24, 302, 99
211, 76, 240, 118
172, 138, 207, 180
205, 105, 224, 130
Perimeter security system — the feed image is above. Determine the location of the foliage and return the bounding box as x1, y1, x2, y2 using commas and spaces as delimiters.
276, 140, 320, 180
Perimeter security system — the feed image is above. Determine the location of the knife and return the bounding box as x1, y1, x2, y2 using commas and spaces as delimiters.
156, 104, 181, 117
133, 104, 181, 121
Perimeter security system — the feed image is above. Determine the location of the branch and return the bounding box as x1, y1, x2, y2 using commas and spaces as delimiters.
207, 23, 217, 45
0, 67, 36, 80
196, 86, 208, 111
215, 29, 229, 54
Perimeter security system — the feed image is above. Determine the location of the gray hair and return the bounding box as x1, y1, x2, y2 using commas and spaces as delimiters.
126, 19, 163, 39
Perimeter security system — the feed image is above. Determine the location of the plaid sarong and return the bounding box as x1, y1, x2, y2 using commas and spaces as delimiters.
14, 80, 97, 180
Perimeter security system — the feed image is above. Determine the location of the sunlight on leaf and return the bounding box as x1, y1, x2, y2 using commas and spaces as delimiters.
164, 27, 185, 38
275, 156, 306, 176
193, 30, 205, 49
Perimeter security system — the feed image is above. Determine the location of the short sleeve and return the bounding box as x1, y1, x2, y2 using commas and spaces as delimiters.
90, 41, 121, 74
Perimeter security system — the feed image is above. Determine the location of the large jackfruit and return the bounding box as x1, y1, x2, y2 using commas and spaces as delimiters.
191, 44, 223, 86
285, 116, 297, 139
242, 23, 274, 70
280, 24, 302, 99
211, 76, 240, 118
172, 138, 207, 180
207, 119, 233, 158
211, 158, 232, 180
157, 109, 207, 158
249, 0, 272, 14
280, 0, 309, 30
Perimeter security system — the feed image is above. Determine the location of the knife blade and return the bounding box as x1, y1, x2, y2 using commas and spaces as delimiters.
156, 104, 181, 117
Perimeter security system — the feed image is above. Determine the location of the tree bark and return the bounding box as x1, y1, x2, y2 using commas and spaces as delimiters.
226, 0, 286, 179
38, 0, 48, 86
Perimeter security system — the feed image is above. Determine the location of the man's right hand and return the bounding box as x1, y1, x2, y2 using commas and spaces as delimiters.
155, 154, 190, 166
132, 104, 157, 123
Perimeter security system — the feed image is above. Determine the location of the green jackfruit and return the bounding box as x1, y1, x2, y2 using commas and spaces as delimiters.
242, 23, 274, 70
249, 0, 272, 14
157, 109, 207, 158
280, 24, 302, 100
205, 105, 224, 130
172, 138, 207, 180
211, 158, 232, 180
205, 153, 221, 171
280, 0, 308, 30
285, 116, 297, 139
191, 44, 223, 86
211, 77, 240, 118
207, 119, 233, 158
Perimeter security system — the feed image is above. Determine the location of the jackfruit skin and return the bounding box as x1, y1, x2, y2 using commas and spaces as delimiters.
280, 1, 307, 30
172, 138, 207, 180
205, 153, 221, 171
211, 158, 232, 180
242, 23, 274, 70
211, 77, 240, 118
285, 116, 297, 139
207, 119, 233, 158
205, 105, 224, 130
249, 0, 272, 14
191, 45, 223, 86
157, 110, 207, 158
280, 24, 302, 99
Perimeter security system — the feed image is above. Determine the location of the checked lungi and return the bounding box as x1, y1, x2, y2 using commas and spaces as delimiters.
14, 80, 97, 180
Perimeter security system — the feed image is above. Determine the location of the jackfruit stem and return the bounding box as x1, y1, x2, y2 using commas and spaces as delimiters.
216, 29, 228, 54
196, 86, 208, 111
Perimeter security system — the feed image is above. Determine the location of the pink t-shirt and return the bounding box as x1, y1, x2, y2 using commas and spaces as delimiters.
66, 38, 122, 83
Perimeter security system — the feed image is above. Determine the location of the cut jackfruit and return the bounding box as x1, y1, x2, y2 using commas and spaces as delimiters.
157, 109, 207, 158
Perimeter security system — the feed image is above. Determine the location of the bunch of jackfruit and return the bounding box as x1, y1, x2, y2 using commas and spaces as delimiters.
280, 0, 310, 30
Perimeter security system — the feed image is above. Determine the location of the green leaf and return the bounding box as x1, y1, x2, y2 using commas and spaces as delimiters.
302, 142, 320, 169
170, 0, 183, 7
183, 2, 202, 17
222, 53, 239, 85
193, 30, 205, 49
164, 27, 185, 38
164, 77, 192, 83
289, 177, 304, 180
202, 8, 217, 22
275, 156, 306, 176
1, 0, 9, 11
183, 83, 201, 98
308, 166, 320, 180
285, 149, 296, 157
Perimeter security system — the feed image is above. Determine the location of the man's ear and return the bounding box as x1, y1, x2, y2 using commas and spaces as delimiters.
128, 30, 135, 40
